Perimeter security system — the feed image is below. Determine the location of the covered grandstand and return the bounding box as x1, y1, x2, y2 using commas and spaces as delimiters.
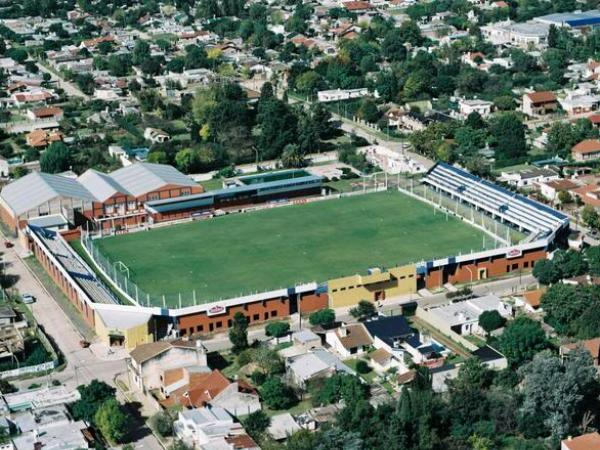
28, 226, 118, 305
144, 171, 323, 218
422, 162, 569, 240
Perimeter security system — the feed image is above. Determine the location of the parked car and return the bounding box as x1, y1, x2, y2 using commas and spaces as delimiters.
21, 294, 35, 304
4, 241, 13, 248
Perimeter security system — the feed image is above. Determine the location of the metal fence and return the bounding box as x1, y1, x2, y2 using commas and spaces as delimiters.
81, 178, 521, 309
390, 174, 525, 246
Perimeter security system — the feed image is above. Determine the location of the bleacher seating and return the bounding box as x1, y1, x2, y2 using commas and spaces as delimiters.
422, 163, 568, 237
30, 226, 118, 305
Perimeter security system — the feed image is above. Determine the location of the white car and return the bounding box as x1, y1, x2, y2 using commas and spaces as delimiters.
21, 294, 35, 304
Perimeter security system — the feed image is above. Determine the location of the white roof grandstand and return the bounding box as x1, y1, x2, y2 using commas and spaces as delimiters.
78, 169, 130, 202
423, 162, 568, 237
110, 163, 197, 197
0, 172, 95, 216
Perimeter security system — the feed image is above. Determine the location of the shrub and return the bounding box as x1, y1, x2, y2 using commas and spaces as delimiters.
355, 360, 371, 374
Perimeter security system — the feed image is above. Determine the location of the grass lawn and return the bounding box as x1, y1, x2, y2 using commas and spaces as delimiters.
95, 191, 493, 306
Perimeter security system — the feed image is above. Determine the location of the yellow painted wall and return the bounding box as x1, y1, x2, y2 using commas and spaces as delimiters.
328, 264, 417, 308
94, 315, 153, 351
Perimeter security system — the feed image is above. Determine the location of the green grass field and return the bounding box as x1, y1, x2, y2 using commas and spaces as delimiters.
95, 191, 494, 305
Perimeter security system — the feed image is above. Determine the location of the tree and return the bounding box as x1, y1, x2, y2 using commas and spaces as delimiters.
229, 312, 248, 353
532, 259, 560, 285
40, 142, 71, 173
71, 379, 115, 423
95, 398, 129, 443
280, 144, 306, 168
585, 246, 600, 276
478, 310, 506, 334
150, 411, 173, 437
260, 377, 297, 409
310, 374, 369, 406
557, 190, 573, 204
253, 345, 284, 375
256, 94, 298, 160
314, 428, 363, 450
355, 360, 371, 374
381, 30, 407, 62
552, 249, 588, 278
242, 411, 270, 440
489, 113, 527, 161
498, 316, 549, 367
540, 283, 600, 336
175, 148, 199, 173
309, 308, 335, 329
581, 205, 600, 230
357, 98, 379, 123
349, 300, 376, 321
265, 321, 290, 339
519, 349, 597, 442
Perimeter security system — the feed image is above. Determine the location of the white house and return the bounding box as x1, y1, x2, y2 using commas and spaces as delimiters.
173, 407, 259, 450
425, 295, 512, 336
144, 127, 171, 143
128, 339, 208, 392
458, 98, 494, 118
317, 88, 378, 102
325, 323, 373, 358
498, 167, 559, 188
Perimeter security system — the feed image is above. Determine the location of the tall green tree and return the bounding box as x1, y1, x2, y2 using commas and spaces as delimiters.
95, 398, 129, 443
498, 316, 548, 367
228, 312, 248, 353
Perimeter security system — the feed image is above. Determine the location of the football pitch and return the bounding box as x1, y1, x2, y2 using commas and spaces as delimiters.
94, 191, 495, 305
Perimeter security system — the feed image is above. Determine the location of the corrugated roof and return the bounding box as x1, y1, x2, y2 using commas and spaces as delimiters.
1, 172, 96, 216
78, 169, 130, 202
110, 163, 197, 197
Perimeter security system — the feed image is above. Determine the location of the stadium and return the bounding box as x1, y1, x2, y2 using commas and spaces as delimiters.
21, 162, 569, 349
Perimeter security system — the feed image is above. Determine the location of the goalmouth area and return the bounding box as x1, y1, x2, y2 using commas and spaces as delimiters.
86, 190, 498, 307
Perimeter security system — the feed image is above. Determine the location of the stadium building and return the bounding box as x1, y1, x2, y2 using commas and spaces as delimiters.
14, 162, 569, 349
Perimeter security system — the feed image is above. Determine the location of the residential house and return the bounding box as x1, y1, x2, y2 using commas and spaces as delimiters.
128, 339, 208, 392
12, 405, 93, 450
286, 348, 354, 388
514, 288, 545, 313
343, 1, 373, 13
560, 337, 600, 370
173, 406, 259, 450
537, 178, 579, 203
26, 107, 63, 121
144, 127, 171, 144
458, 98, 493, 118
325, 323, 373, 358
0, 306, 27, 360
160, 368, 261, 417
317, 88, 375, 102
559, 87, 600, 116
291, 329, 322, 350
522, 91, 558, 116
26, 129, 63, 148
424, 295, 512, 336
561, 432, 600, 450
363, 315, 448, 369
267, 413, 302, 441
572, 139, 600, 162
499, 167, 559, 188
480, 20, 550, 48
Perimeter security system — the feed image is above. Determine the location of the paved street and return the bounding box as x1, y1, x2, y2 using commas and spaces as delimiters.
36, 62, 90, 100
2, 242, 162, 450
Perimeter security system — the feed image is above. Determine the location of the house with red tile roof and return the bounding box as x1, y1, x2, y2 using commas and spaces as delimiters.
561, 432, 600, 450
522, 91, 558, 116
160, 368, 261, 417
572, 139, 600, 162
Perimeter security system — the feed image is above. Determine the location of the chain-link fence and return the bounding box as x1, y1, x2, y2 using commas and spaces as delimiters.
391, 174, 526, 246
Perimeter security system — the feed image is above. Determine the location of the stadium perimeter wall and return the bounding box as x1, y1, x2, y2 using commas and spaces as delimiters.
25, 195, 559, 342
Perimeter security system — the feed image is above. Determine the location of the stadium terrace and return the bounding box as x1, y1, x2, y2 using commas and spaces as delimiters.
8, 163, 569, 349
